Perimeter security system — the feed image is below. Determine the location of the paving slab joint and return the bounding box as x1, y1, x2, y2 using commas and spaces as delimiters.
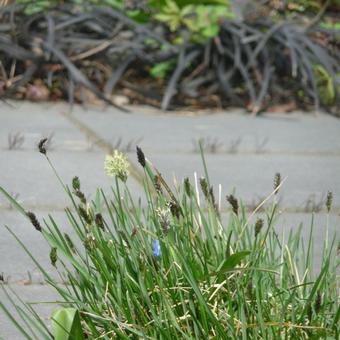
60, 111, 145, 185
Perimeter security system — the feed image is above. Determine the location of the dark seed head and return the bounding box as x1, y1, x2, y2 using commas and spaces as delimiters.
184, 177, 191, 196
95, 213, 105, 230
26, 211, 42, 232
38, 138, 48, 155
153, 175, 163, 194
78, 206, 92, 225
227, 194, 238, 216
50, 247, 57, 267
273, 173, 281, 194
75, 190, 87, 205
72, 177, 87, 204
209, 186, 216, 206
0, 273, 4, 282
136, 146, 146, 167
84, 234, 96, 251
72, 176, 81, 191
254, 218, 264, 237
200, 177, 209, 200
326, 191, 333, 213
169, 200, 182, 219
314, 292, 322, 314
307, 303, 312, 322
64, 233, 76, 254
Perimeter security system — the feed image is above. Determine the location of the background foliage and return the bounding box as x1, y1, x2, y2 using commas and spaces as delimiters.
0, 0, 339, 113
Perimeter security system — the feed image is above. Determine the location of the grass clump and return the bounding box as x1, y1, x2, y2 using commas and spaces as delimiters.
0, 144, 339, 339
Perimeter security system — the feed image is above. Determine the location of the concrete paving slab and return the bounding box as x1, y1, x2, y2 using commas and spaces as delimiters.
1, 102, 339, 210
3, 144, 339, 211
0, 101, 97, 152
0, 211, 78, 284
0, 150, 142, 209
144, 152, 340, 209
71, 107, 340, 154
0, 284, 60, 340
1, 101, 339, 339
255, 211, 339, 272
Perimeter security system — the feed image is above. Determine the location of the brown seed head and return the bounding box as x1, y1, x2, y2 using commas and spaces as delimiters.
184, 177, 191, 196
72, 176, 81, 191
38, 138, 48, 155
326, 191, 333, 213
169, 200, 182, 219
95, 213, 105, 230
75, 190, 86, 205
200, 177, 209, 200
78, 206, 92, 225
64, 233, 76, 254
307, 303, 312, 322
255, 218, 264, 237
26, 211, 42, 231
209, 186, 216, 206
153, 175, 163, 194
227, 194, 238, 215
273, 173, 281, 194
72, 177, 87, 204
84, 234, 96, 251
50, 247, 57, 267
314, 292, 322, 315
136, 146, 146, 167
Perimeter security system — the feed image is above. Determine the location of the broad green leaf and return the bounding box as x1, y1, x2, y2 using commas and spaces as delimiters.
214, 251, 251, 275
165, 0, 180, 12
52, 308, 84, 340
150, 60, 176, 78
201, 24, 219, 38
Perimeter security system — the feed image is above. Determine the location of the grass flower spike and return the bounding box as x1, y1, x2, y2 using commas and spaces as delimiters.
156, 207, 171, 233
38, 138, 48, 155
254, 218, 264, 237
273, 172, 281, 195
326, 191, 333, 212
104, 151, 129, 182
26, 211, 42, 232
227, 194, 238, 216
136, 146, 146, 167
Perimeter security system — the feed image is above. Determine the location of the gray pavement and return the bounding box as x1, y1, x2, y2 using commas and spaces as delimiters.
0, 150, 141, 209
0, 100, 339, 338
0, 284, 60, 340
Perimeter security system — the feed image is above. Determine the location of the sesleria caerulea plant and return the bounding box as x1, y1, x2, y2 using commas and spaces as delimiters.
0, 140, 339, 339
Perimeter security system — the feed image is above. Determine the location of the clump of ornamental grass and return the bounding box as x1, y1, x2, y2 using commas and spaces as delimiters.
0, 145, 339, 339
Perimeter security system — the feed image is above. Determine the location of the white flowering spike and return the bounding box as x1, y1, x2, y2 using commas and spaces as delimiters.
104, 151, 130, 182
156, 206, 171, 232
